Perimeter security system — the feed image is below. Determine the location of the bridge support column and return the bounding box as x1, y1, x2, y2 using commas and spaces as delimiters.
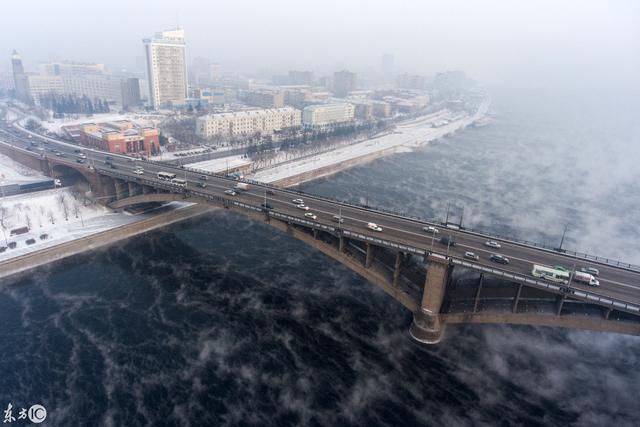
512, 283, 523, 313
410, 254, 450, 344
392, 252, 403, 287
313, 229, 318, 239
605, 308, 612, 320
142, 185, 153, 195
114, 179, 129, 200
339, 235, 346, 253
473, 274, 484, 313
365, 243, 374, 268
556, 295, 565, 316
128, 182, 142, 197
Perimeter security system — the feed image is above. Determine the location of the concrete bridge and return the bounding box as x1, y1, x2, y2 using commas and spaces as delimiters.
1, 122, 640, 343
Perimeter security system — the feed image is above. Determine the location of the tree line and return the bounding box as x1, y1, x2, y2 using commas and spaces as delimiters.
37, 93, 111, 117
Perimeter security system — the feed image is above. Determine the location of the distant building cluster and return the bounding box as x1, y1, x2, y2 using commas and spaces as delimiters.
241, 89, 284, 108
10, 50, 146, 109
196, 107, 301, 138
62, 120, 160, 156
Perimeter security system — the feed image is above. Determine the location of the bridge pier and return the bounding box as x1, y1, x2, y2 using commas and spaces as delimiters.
338, 235, 346, 253
512, 283, 523, 313
365, 243, 374, 268
473, 273, 484, 313
556, 295, 566, 316
410, 254, 451, 344
128, 182, 142, 197
392, 252, 403, 287
114, 179, 129, 200
313, 229, 318, 239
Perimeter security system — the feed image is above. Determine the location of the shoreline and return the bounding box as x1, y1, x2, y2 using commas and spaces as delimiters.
0, 99, 490, 281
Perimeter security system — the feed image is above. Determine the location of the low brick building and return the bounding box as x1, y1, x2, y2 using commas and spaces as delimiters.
62, 120, 160, 156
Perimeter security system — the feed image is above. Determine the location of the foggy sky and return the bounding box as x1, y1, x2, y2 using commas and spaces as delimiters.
3, 0, 639, 88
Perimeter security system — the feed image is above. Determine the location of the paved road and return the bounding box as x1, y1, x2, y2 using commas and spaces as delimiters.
1, 111, 639, 312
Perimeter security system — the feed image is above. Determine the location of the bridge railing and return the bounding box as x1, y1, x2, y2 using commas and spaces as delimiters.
4, 132, 639, 274
261, 206, 640, 315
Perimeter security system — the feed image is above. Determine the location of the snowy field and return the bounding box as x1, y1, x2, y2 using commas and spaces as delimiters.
250, 100, 490, 183
0, 152, 48, 185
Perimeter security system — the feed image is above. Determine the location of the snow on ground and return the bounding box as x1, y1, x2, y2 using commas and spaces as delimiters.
188, 155, 253, 173
38, 112, 163, 135
249, 101, 489, 183
0, 152, 48, 184
0, 186, 195, 261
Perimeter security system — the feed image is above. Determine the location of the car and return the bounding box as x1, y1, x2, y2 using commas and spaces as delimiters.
489, 254, 510, 264
224, 189, 237, 196
367, 222, 383, 232
199, 174, 209, 181
485, 240, 501, 248
133, 169, 144, 175
110, 164, 117, 169
292, 198, 304, 204
422, 226, 439, 234
296, 204, 310, 211
25, 238, 36, 245
105, 156, 113, 160
78, 153, 87, 159
332, 215, 345, 223
7, 242, 17, 249
74, 148, 82, 153
197, 182, 207, 188
127, 158, 136, 162
304, 212, 317, 220
76, 158, 85, 163
580, 267, 600, 276
554, 265, 569, 272
39, 234, 48, 240
464, 251, 480, 261
0, 246, 6, 253
439, 236, 456, 247
261, 203, 273, 209
87, 165, 95, 171
266, 189, 275, 195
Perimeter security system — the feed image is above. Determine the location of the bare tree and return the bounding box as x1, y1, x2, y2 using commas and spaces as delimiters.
61, 200, 69, 221
25, 214, 32, 230
47, 210, 55, 225
73, 202, 80, 219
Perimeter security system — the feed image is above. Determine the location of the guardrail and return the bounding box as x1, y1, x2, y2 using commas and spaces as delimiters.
263, 207, 640, 315
3, 128, 640, 274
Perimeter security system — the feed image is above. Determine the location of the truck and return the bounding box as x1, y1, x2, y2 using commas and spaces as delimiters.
235, 182, 250, 191
573, 271, 599, 287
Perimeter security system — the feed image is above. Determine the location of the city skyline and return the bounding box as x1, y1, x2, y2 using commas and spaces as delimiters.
1, 0, 638, 89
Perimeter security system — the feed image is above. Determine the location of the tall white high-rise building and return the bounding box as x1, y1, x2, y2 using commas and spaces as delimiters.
143, 28, 188, 109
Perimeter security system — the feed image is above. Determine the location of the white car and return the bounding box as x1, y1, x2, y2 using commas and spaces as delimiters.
304, 212, 317, 220
292, 198, 304, 205
423, 226, 439, 234
367, 222, 382, 232
296, 204, 310, 211
464, 251, 480, 261
133, 169, 144, 175
485, 240, 501, 248
224, 189, 237, 196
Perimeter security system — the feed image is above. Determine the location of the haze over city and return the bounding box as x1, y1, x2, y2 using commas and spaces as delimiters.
3, 0, 639, 88
1, 1, 639, 426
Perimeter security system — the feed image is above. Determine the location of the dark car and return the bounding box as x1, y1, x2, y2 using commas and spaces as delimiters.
199, 174, 209, 181
266, 189, 275, 195
25, 238, 36, 245
197, 182, 207, 188
0, 246, 6, 253
439, 236, 456, 247
489, 254, 510, 264
39, 234, 48, 240
110, 164, 117, 169
261, 203, 273, 210
7, 242, 17, 249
